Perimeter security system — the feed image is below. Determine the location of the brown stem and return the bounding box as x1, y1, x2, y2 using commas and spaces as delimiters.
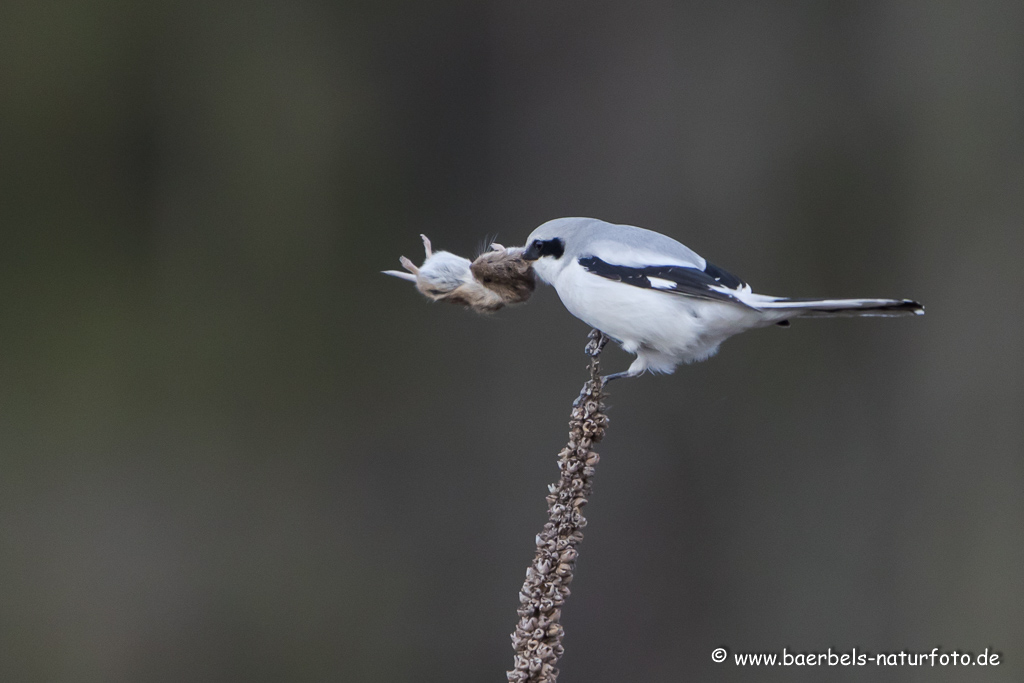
507, 329, 610, 683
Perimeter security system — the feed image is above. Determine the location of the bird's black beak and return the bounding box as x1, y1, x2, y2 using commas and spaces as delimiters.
521, 242, 541, 261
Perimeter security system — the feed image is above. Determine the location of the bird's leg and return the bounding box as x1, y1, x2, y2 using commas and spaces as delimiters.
583, 330, 636, 384
600, 369, 638, 384
601, 349, 645, 384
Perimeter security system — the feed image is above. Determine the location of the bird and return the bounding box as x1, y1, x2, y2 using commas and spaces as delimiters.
521, 217, 923, 381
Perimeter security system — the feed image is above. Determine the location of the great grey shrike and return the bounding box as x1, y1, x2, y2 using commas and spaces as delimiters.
521, 217, 923, 381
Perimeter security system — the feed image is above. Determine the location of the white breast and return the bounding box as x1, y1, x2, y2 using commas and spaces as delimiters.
549, 259, 764, 364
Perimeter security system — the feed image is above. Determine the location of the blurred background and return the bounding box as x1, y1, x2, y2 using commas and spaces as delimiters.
1, 1, 1022, 681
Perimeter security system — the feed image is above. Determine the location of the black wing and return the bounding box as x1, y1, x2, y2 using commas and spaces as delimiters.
578, 256, 750, 305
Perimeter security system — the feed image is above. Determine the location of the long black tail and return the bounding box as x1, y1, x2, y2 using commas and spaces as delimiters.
752, 296, 924, 318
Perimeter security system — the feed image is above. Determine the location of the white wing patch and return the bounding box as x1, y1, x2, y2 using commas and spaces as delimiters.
647, 276, 677, 290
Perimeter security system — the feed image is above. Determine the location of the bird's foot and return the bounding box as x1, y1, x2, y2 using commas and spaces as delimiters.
585, 329, 609, 357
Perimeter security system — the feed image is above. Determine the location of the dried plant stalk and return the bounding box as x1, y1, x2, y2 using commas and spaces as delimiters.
508, 329, 609, 683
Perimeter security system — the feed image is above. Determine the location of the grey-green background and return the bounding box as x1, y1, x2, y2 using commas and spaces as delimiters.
1, 1, 1021, 682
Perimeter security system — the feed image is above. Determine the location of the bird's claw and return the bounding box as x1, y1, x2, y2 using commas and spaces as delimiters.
585, 329, 609, 357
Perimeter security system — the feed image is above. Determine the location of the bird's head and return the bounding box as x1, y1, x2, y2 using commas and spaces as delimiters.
523, 217, 598, 282
522, 235, 565, 262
